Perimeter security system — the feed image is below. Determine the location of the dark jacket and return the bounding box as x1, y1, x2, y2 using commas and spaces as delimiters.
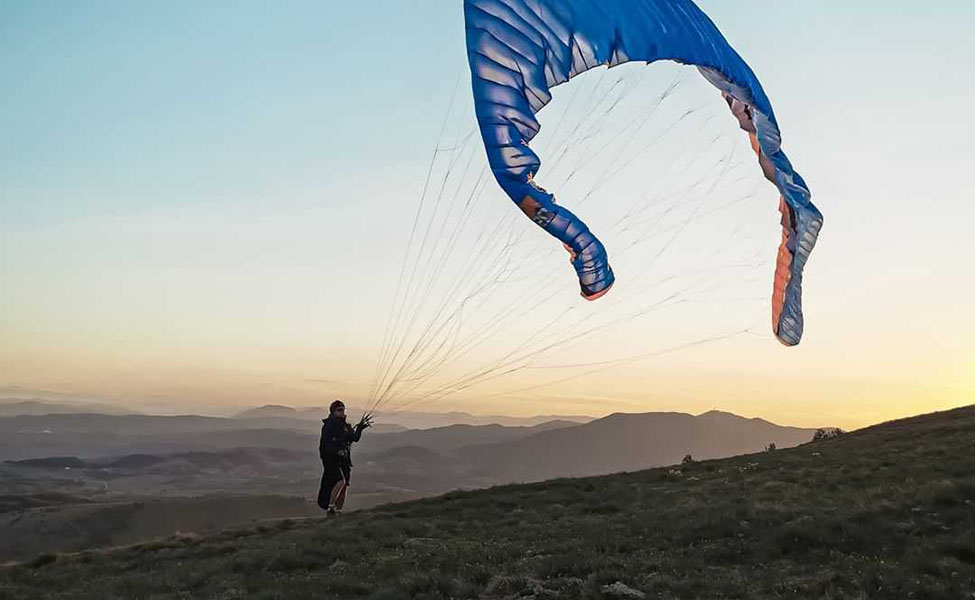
319, 416, 363, 466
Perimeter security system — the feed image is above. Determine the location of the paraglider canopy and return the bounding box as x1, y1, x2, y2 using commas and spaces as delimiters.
363, 0, 824, 416
465, 0, 822, 346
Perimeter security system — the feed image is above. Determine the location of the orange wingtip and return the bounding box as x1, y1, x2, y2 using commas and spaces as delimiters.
771, 196, 793, 337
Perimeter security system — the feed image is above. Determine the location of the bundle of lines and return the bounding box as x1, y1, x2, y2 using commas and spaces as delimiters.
365, 63, 774, 417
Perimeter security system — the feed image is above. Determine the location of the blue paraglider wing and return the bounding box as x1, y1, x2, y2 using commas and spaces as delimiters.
466, 0, 822, 345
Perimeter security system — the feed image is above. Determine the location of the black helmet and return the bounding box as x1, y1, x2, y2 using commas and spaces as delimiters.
328, 399, 346, 415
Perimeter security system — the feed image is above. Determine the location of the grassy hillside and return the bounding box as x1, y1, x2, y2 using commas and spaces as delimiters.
2, 406, 973, 599
0, 496, 321, 563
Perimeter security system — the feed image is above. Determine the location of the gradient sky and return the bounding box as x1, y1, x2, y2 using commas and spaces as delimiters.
2, 1, 973, 428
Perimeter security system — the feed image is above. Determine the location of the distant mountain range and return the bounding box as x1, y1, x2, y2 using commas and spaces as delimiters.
1, 408, 821, 499
0, 413, 319, 461
232, 404, 594, 430
457, 410, 816, 481
0, 407, 829, 568
0, 399, 139, 417
358, 420, 579, 455
354, 411, 817, 491
0, 415, 580, 465
0, 399, 591, 433
233, 405, 317, 420
0, 408, 819, 471
368, 410, 594, 429
0, 406, 825, 562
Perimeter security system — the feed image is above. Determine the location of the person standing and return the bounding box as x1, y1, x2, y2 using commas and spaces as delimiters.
317, 400, 371, 515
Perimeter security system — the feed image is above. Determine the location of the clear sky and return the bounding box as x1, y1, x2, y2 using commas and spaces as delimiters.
2, 1, 973, 428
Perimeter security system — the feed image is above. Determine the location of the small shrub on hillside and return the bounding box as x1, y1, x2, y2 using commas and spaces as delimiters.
811, 428, 845, 442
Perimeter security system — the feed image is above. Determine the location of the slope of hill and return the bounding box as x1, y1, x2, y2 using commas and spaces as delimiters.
0, 496, 321, 563
2, 405, 973, 598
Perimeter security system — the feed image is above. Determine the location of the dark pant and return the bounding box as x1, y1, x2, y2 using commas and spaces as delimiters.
317, 459, 351, 510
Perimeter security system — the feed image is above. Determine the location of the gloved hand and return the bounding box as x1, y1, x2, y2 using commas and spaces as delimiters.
356, 414, 373, 431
